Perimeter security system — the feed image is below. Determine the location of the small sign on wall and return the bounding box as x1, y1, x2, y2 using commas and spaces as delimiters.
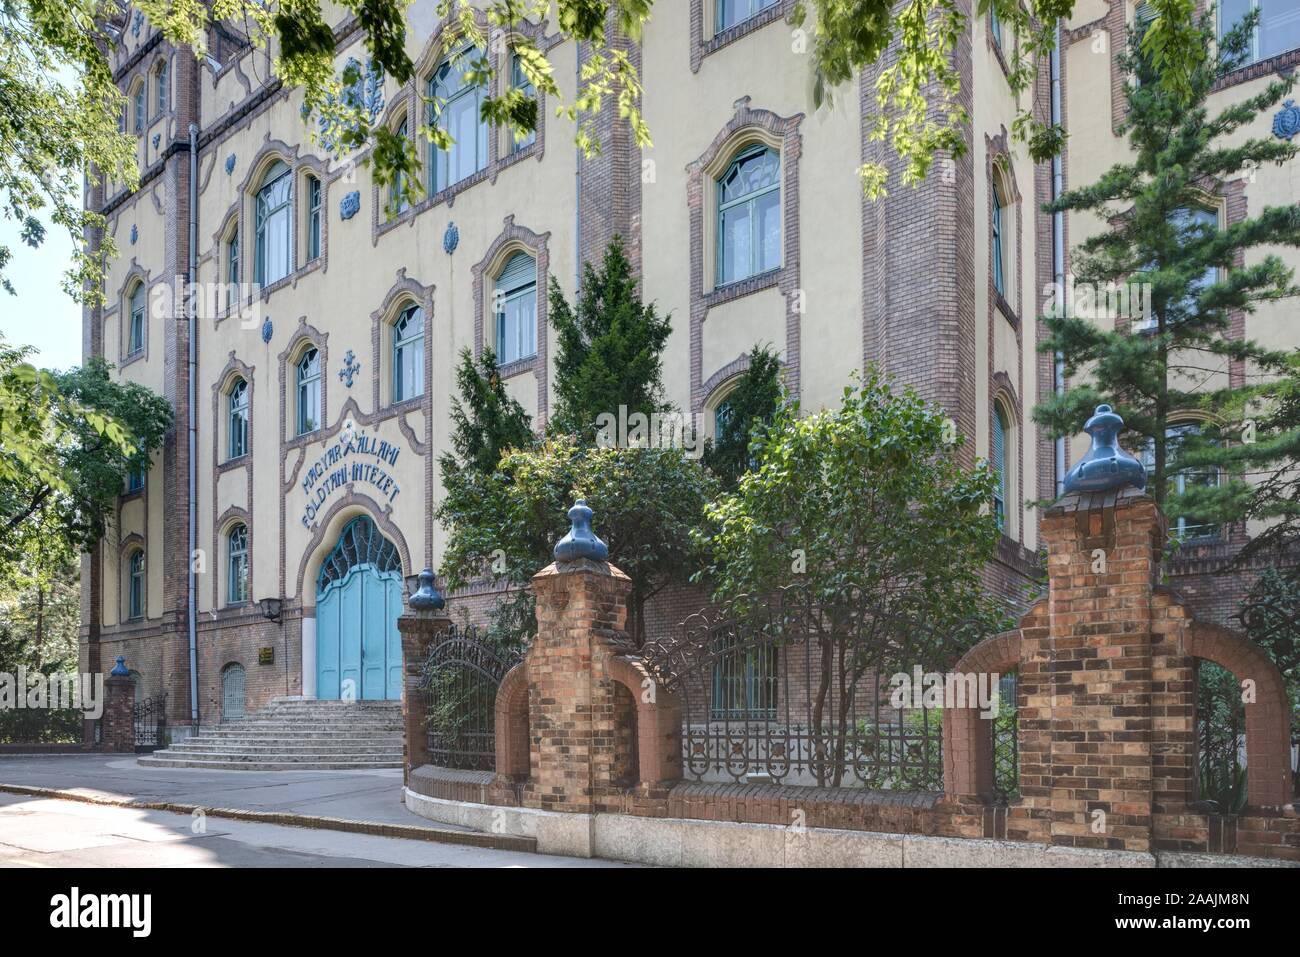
258, 647, 275, 666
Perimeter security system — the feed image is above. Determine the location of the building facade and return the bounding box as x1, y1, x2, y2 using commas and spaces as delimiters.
81, 0, 1300, 732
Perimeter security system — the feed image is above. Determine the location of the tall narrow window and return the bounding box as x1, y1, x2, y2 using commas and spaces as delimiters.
128, 282, 145, 355
228, 377, 249, 459
154, 61, 168, 115
392, 304, 424, 402
1221, 0, 1300, 65
509, 53, 536, 153
992, 178, 1007, 297
227, 524, 250, 604
226, 227, 239, 310
717, 145, 781, 286
306, 175, 322, 260
126, 462, 146, 493
1134, 206, 1217, 332
127, 550, 145, 620
1141, 424, 1221, 540
990, 6, 1003, 47
494, 252, 537, 365
296, 347, 321, 435
255, 160, 292, 286
992, 406, 1008, 531
391, 119, 411, 213
427, 47, 488, 194
716, 0, 779, 32
133, 82, 145, 133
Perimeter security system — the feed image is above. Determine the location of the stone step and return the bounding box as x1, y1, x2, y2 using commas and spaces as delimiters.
137, 755, 402, 771
166, 743, 403, 755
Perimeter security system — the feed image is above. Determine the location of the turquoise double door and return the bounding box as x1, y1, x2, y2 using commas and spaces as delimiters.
316, 562, 403, 701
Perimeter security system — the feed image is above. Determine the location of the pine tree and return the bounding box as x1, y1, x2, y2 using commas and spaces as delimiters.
702, 345, 784, 489
440, 346, 534, 477
1034, 11, 1300, 532
548, 237, 673, 440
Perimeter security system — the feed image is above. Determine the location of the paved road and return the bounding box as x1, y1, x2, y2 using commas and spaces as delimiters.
0, 754, 434, 828
0, 793, 629, 868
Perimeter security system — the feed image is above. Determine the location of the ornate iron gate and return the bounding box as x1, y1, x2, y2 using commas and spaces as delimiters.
132, 693, 168, 752
420, 625, 523, 771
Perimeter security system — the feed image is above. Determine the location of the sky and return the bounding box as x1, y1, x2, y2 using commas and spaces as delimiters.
0, 200, 85, 372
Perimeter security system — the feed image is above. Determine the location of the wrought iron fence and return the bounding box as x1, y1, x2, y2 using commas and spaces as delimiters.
132, 693, 167, 752
641, 586, 1009, 792
992, 672, 1018, 799
419, 625, 523, 772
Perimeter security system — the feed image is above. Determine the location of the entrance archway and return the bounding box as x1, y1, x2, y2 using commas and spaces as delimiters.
315, 516, 404, 700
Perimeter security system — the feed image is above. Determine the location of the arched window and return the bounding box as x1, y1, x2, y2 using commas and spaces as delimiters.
296, 347, 321, 435
228, 376, 249, 459
225, 226, 240, 310
392, 304, 424, 402
1140, 423, 1221, 540
717, 144, 781, 286
154, 60, 168, 115
255, 160, 293, 286
992, 404, 1009, 531
305, 174, 322, 260
127, 550, 145, 620
992, 176, 1007, 297
227, 523, 250, 604
132, 80, 145, 133
127, 282, 145, 355
494, 251, 537, 365
716, 0, 779, 32
391, 119, 411, 213
427, 46, 488, 193
508, 53, 536, 153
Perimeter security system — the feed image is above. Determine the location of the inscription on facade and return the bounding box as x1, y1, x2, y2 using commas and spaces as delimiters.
300, 430, 402, 526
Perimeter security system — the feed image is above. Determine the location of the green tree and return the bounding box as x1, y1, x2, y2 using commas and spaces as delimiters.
548, 237, 672, 441
697, 369, 1009, 785
438, 436, 720, 645
702, 345, 783, 489
441, 345, 535, 477
1034, 11, 1300, 528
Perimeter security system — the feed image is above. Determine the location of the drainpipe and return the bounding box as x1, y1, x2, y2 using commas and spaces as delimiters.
1051, 25, 1066, 495
187, 121, 200, 727
574, 44, 582, 292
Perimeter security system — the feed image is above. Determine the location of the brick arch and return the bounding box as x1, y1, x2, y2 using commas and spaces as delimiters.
494, 662, 530, 780
295, 495, 413, 609
1184, 620, 1294, 807
608, 656, 683, 787
942, 624, 1027, 799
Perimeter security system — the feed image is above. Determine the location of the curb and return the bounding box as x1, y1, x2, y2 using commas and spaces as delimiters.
0, 782, 536, 854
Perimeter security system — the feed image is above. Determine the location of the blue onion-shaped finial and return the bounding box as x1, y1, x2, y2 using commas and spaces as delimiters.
408, 568, 445, 610
110, 655, 129, 677
554, 499, 609, 562
1062, 404, 1148, 494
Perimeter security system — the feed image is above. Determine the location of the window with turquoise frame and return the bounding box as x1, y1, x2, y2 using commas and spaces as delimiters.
133, 82, 145, 133
992, 405, 1007, 531
1220, 0, 1300, 65
990, 5, 1003, 47
127, 550, 145, 620
710, 633, 777, 720
255, 160, 292, 286
391, 119, 411, 213
306, 175, 322, 260
494, 251, 537, 365
228, 377, 249, 459
992, 177, 1007, 297
1140, 424, 1221, 540
716, 0, 779, 33
427, 46, 488, 193
128, 282, 145, 355
296, 347, 321, 435
126, 461, 146, 493
226, 226, 239, 309
154, 60, 168, 115
509, 53, 536, 153
392, 304, 424, 402
716, 144, 781, 286
227, 524, 249, 604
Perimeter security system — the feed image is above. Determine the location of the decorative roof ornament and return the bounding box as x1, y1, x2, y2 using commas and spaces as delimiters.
339, 190, 360, 221
1274, 100, 1300, 141
261, 317, 273, 344
1061, 404, 1148, 495
110, 655, 129, 677
443, 221, 459, 255
408, 568, 446, 610
554, 499, 609, 562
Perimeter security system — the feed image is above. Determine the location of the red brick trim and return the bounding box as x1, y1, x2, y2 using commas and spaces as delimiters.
689, 0, 796, 73
494, 662, 529, 780
943, 627, 1026, 798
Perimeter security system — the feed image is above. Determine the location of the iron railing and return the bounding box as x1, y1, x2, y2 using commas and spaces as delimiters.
419, 625, 523, 772
132, 693, 168, 752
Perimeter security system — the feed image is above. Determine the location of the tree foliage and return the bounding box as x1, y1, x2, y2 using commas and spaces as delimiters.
441, 345, 534, 477
548, 236, 672, 441
1034, 12, 1300, 527
701, 344, 783, 490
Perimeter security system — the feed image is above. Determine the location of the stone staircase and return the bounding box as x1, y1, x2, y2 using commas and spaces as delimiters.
137, 697, 404, 771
